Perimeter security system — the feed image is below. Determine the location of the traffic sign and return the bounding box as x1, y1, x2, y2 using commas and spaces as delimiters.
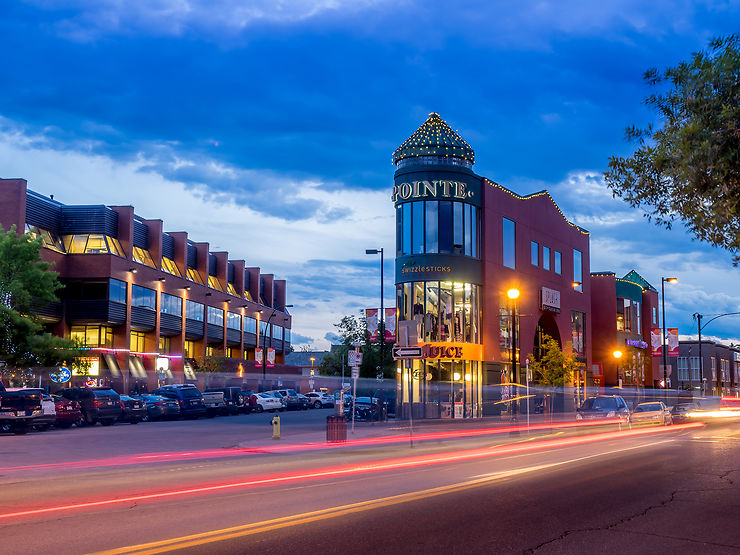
348, 351, 363, 366
392, 345, 423, 359
351, 367, 359, 379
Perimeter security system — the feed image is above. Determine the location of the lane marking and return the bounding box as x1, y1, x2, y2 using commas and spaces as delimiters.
95, 439, 673, 555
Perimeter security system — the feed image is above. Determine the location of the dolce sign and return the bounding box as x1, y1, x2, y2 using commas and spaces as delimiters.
541, 287, 561, 313
392, 180, 474, 203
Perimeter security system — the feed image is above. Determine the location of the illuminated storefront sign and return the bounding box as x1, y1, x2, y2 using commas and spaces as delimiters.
541, 287, 561, 313
419, 342, 483, 361
73, 358, 100, 376
392, 180, 474, 203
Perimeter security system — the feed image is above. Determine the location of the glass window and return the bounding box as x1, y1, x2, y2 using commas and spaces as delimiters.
186, 267, 205, 285
132, 246, 155, 268
543, 246, 551, 271
463, 204, 472, 256
158, 335, 171, 354
412, 202, 424, 254
439, 281, 453, 341
554, 251, 562, 275
274, 325, 284, 341
25, 225, 65, 253
243, 290, 253, 302
226, 311, 241, 330
471, 207, 478, 258
185, 299, 204, 321
131, 285, 156, 310
107, 237, 125, 257
573, 250, 583, 292
531, 241, 539, 266
70, 325, 112, 347
439, 201, 453, 254
285, 328, 291, 343
396, 206, 403, 255
259, 320, 269, 338
453, 202, 463, 253
244, 316, 257, 334
617, 298, 628, 331
161, 257, 182, 277
652, 307, 657, 325
424, 282, 438, 342
425, 201, 438, 254
402, 203, 411, 255
208, 275, 224, 291
130, 331, 146, 352
160, 293, 182, 316
62, 234, 124, 256
571, 311, 585, 356
207, 306, 224, 326
109, 279, 127, 304
503, 218, 515, 269
184, 340, 195, 358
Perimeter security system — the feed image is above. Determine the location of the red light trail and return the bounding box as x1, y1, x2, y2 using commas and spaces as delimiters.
0, 422, 703, 522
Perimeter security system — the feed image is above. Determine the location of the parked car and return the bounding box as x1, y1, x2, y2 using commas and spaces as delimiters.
275, 389, 302, 411
575, 395, 630, 421
55, 387, 122, 426
133, 394, 181, 421
0, 383, 43, 434
629, 401, 672, 426
34, 393, 57, 431
242, 389, 257, 413
265, 391, 287, 411
52, 395, 82, 428
205, 387, 243, 415
305, 391, 335, 409
119, 394, 146, 424
349, 397, 382, 422
150, 385, 207, 419
201, 390, 226, 417
296, 394, 310, 410
251, 392, 283, 413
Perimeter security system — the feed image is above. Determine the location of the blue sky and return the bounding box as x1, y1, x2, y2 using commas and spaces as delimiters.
0, 0, 738, 348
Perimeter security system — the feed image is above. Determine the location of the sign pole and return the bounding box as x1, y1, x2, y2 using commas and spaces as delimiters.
525, 358, 530, 431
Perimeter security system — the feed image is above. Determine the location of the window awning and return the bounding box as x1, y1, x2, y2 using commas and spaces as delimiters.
102, 354, 122, 378
128, 356, 148, 379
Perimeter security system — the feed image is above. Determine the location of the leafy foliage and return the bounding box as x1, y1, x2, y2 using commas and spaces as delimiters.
0, 225, 88, 375
318, 313, 394, 379
604, 35, 740, 263
527, 335, 578, 387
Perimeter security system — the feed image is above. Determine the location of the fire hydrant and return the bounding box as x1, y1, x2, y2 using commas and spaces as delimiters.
271, 415, 281, 440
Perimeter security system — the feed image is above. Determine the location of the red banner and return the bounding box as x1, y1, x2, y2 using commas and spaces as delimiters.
667, 328, 679, 357
650, 328, 662, 357
385, 307, 396, 343
255, 348, 263, 366
267, 348, 275, 368
366, 308, 379, 342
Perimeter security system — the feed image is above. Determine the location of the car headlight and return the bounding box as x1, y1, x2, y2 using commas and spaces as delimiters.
607, 411, 616, 417
575, 413, 583, 420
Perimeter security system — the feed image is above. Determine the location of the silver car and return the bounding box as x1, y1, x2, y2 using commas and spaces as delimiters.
630, 401, 672, 426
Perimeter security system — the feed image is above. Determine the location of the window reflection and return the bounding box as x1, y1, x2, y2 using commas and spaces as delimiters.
396, 200, 479, 258
503, 218, 515, 269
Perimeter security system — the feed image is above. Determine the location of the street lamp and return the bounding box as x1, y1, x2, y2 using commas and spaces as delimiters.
661, 277, 678, 390
258, 304, 293, 392
613, 350, 623, 388
366, 248, 385, 417
693, 311, 740, 396
507, 288, 520, 420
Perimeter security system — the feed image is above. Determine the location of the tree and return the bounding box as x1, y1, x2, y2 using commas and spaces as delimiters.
0, 225, 88, 379
196, 355, 227, 387
604, 35, 740, 263
319, 312, 394, 379
527, 336, 578, 387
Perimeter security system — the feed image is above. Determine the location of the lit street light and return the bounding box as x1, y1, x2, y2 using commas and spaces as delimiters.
507, 288, 520, 421
661, 277, 678, 390
258, 304, 293, 392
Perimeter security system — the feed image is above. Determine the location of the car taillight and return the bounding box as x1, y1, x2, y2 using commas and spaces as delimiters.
93, 400, 103, 408
120, 401, 126, 409
155, 402, 166, 407
178, 400, 185, 407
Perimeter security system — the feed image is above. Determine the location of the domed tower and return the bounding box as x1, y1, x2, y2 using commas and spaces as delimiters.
392, 113, 483, 420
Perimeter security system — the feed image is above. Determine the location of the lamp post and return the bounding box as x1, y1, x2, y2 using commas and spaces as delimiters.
507, 288, 520, 420
693, 311, 740, 396
258, 304, 293, 392
613, 350, 623, 389
366, 248, 385, 418
661, 277, 678, 390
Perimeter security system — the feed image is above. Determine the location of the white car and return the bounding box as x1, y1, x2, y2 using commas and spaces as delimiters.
629, 401, 672, 426
252, 393, 282, 413
305, 392, 335, 409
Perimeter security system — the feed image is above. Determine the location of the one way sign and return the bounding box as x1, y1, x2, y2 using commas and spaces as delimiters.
392, 345, 423, 360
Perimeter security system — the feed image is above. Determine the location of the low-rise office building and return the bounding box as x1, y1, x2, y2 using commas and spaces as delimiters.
668, 340, 739, 395
0, 178, 292, 392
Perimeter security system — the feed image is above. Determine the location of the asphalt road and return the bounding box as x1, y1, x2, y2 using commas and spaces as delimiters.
1, 415, 738, 554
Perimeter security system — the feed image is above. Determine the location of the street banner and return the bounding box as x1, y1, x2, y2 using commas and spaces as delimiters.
267, 347, 275, 368
366, 308, 379, 342
667, 328, 679, 357
255, 348, 263, 366
385, 307, 396, 343
650, 328, 662, 357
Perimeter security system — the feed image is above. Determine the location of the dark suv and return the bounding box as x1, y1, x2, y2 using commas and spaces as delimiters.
150, 385, 207, 419
55, 387, 122, 426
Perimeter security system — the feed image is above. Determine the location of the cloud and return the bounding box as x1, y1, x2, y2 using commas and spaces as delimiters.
324, 332, 342, 344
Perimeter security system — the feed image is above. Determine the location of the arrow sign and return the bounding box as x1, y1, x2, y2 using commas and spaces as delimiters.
392, 345, 423, 359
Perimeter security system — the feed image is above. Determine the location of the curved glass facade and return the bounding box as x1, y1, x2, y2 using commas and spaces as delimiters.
396, 200, 479, 257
